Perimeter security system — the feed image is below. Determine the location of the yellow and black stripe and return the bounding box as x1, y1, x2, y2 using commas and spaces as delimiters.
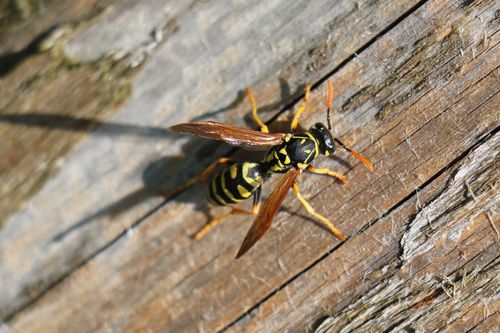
206, 130, 329, 207
262, 132, 319, 173
207, 162, 263, 206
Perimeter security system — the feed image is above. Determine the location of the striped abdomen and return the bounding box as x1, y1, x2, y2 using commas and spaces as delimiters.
207, 162, 263, 206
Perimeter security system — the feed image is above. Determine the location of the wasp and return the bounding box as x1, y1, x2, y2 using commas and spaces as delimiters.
167, 81, 373, 258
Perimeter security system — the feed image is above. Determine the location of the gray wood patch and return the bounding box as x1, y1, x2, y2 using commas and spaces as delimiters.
1, 0, 498, 331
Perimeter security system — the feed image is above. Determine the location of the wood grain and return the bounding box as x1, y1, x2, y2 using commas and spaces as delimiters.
0, 0, 423, 320
235, 132, 500, 332
1, 0, 498, 331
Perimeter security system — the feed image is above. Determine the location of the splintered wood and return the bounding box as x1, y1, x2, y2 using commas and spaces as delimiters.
0, 0, 498, 332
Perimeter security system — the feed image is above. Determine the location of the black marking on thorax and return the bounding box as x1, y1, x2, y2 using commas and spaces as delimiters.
262, 132, 319, 173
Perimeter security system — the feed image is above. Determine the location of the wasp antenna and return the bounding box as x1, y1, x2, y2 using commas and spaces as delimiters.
327, 80, 333, 130
334, 138, 373, 171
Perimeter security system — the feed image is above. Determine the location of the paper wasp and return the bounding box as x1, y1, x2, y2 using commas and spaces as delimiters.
167, 80, 373, 258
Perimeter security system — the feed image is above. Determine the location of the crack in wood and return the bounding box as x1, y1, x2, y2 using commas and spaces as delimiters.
3, 0, 498, 330
223, 39, 498, 333
315, 251, 498, 332
401, 131, 499, 261
2, 1, 434, 324
311, 129, 499, 331
225, 125, 499, 332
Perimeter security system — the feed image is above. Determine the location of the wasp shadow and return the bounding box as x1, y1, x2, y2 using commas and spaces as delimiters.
40, 78, 297, 242
0, 77, 352, 243
0, 110, 186, 242
51, 137, 233, 242
0, 26, 58, 77
0, 112, 170, 138
192, 77, 307, 127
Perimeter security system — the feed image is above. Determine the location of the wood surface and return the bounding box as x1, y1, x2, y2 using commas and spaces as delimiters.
0, 0, 498, 332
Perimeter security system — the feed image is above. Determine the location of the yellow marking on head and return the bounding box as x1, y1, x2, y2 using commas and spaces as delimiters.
301, 138, 306, 144
237, 185, 252, 198
297, 163, 308, 170
279, 148, 287, 155
304, 149, 312, 154
325, 151, 330, 156
229, 164, 238, 179
284, 154, 291, 164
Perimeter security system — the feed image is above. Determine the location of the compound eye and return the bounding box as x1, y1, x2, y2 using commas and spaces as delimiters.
310, 123, 335, 155
325, 138, 334, 152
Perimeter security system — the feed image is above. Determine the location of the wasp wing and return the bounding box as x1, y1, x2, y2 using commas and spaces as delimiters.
169, 121, 285, 151
236, 168, 301, 258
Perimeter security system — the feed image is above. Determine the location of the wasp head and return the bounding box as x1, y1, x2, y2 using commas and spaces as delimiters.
309, 123, 335, 156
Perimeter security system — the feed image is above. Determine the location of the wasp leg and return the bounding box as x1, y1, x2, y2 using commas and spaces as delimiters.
159, 157, 232, 197
244, 88, 269, 133
252, 185, 262, 214
195, 186, 262, 240
292, 182, 345, 241
291, 83, 311, 132
194, 206, 258, 240
306, 165, 348, 185
194, 207, 254, 240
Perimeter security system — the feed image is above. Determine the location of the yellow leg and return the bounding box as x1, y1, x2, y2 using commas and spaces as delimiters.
195, 186, 262, 240
160, 157, 231, 197
292, 183, 345, 241
291, 83, 311, 132
244, 88, 269, 133
306, 165, 348, 184
194, 207, 257, 240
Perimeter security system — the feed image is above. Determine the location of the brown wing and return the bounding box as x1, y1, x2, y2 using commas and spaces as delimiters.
236, 168, 301, 258
169, 121, 285, 151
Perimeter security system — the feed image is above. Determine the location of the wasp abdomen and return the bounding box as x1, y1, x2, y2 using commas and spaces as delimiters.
207, 162, 263, 206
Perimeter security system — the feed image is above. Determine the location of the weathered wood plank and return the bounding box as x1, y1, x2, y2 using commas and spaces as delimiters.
3, 0, 498, 332
235, 132, 500, 333
0, 0, 108, 55
153, 1, 498, 331
0, 0, 422, 320
0, 0, 127, 225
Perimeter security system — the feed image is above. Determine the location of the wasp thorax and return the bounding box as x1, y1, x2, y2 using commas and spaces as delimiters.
309, 123, 335, 156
